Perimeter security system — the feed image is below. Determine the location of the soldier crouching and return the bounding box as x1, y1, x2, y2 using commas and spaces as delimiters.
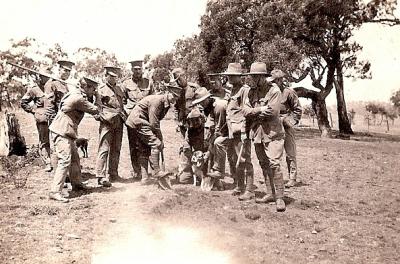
125, 91, 179, 190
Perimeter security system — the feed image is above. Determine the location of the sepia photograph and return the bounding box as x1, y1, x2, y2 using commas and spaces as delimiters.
0, 0, 399, 263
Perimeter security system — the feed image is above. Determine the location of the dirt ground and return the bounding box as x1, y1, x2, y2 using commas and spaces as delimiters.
1, 110, 399, 264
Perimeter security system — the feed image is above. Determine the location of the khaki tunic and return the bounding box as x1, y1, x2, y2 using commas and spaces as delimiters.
95, 83, 125, 180
174, 82, 204, 184
212, 85, 253, 178
121, 77, 154, 176
280, 87, 302, 180
21, 84, 50, 166
49, 90, 99, 193
44, 79, 69, 123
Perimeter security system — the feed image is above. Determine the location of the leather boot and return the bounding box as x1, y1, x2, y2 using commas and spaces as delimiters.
231, 167, 245, 196
139, 156, 151, 185
255, 168, 276, 203
239, 171, 255, 201
273, 167, 286, 212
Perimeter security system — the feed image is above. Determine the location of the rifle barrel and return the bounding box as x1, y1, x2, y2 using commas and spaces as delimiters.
5, 61, 76, 87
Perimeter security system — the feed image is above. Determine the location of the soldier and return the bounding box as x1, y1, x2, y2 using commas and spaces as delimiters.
125, 90, 179, 190
208, 63, 254, 201
277, 71, 302, 188
207, 73, 227, 98
192, 87, 227, 190
44, 60, 75, 124
48, 77, 103, 202
243, 62, 286, 212
20, 69, 52, 172
95, 66, 127, 187
171, 67, 203, 184
121, 60, 154, 179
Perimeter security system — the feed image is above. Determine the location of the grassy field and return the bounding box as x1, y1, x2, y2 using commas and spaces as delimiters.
0, 110, 399, 264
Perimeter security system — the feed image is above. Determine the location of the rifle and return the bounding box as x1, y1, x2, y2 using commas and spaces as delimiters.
5, 61, 77, 87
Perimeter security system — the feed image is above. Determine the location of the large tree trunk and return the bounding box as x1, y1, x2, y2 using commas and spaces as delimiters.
312, 98, 331, 137
0, 112, 27, 156
334, 67, 353, 134
294, 87, 332, 137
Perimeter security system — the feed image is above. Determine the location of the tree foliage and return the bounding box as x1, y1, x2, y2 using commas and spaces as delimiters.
198, 0, 399, 136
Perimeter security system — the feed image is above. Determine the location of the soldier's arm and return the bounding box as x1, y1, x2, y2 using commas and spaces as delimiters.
288, 90, 302, 124
258, 87, 281, 119
20, 87, 34, 113
76, 96, 100, 116
148, 103, 162, 132
44, 81, 57, 121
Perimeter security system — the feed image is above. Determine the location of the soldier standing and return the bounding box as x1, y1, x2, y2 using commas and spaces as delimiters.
171, 68, 203, 184
95, 66, 127, 187
121, 60, 154, 179
48, 77, 102, 202
243, 62, 286, 212
125, 90, 179, 189
208, 63, 254, 200
44, 60, 75, 124
20, 70, 52, 172
278, 73, 302, 188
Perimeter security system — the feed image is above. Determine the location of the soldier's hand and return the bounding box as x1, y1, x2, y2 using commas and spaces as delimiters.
158, 141, 164, 151
240, 132, 248, 142
242, 107, 255, 118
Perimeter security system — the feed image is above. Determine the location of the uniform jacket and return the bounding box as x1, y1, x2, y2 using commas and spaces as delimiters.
20, 84, 47, 123
242, 83, 285, 143
226, 84, 250, 138
44, 79, 69, 122
205, 98, 229, 137
49, 89, 99, 139
121, 77, 154, 114
125, 94, 170, 134
280, 87, 302, 128
175, 82, 200, 124
95, 83, 126, 126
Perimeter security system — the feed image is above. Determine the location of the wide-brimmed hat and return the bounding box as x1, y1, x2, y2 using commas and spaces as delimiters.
220, 63, 244, 76
246, 62, 268, 75
191, 87, 212, 106
266, 69, 285, 82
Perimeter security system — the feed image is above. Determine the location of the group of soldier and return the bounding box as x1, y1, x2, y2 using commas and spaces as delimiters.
19, 57, 302, 212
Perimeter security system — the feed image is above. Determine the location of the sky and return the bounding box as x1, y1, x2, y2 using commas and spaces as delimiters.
1, 0, 400, 104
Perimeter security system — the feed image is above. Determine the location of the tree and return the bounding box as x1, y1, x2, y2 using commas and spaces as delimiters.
0, 38, 67, 110
199, 0, 399, 137
73, 47, 122, 81
173, 36, 208, 85
365, 102, 379, 125
391, 89, 400, 109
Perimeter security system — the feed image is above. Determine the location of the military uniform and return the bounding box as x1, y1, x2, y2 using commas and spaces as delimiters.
48, 89, 99, 198
20, 83, 51, 170
212, 85, 254, 195
242, 74, 286, 210
121, 76, 154, 177
280, 87, 302, 185
175, 81, 204, 184
95, 82, 126, 183
125, 94, 171, 181
44, 60, 75, 124
44, 79, 69, 124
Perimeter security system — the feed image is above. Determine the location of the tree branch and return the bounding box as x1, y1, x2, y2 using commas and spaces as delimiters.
293, 86, 318, 101
366, 18, 400, 26
286, 67, 310, 83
